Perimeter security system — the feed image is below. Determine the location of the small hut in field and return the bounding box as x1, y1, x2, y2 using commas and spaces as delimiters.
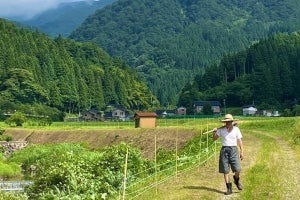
134, 112, 157, 128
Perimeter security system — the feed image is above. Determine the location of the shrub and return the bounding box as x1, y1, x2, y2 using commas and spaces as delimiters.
292, 105, 300, 116
4, 112, 26, 126
0, 128, 5, 135
20, 143, 153, 199
0, 135, 13, 142
0, 161, 22, 177
0, 191, 28, 200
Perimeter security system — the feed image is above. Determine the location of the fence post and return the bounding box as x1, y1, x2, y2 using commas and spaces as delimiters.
206, 123, 209, 160
214, 140, 217, 161
199, 128, 203, 170
122, 148, 129, 200
176, 119, 178, 178
155, 132, 158, 195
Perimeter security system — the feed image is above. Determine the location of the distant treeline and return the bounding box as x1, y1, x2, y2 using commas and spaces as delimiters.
178, 32, 300, 114
0, 19, 156, 121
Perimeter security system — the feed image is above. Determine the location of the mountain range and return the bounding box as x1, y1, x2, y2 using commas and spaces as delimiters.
18, 0, 117, 37
69, 0, 300, 106
3, 0, 300, 109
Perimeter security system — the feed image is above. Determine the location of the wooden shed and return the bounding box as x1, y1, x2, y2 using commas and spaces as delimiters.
134, 112, 157, 128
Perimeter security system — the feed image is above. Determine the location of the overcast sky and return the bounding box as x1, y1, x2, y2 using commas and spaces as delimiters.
0, 0, 94, 20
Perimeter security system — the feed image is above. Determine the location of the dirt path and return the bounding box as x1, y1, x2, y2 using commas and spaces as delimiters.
137, 130, 300, 199
137, 130, 261, 199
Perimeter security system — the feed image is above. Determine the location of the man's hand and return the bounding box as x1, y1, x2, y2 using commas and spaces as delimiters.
212, 128, 218, 141
240, 152, 244, 160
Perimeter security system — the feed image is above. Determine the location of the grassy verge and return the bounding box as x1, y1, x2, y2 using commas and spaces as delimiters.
0, 159, 22, 178
239, 117, 300, 199
241, 131, 281, 200
239, 117, 299, 140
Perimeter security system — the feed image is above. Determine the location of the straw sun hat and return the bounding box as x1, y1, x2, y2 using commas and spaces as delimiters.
221, 114, 238, 122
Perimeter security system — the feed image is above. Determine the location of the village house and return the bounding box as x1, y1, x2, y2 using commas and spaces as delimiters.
194, 101, 221, 114
80, 104, 128, 121
243, 105, 258, 116
262, 110, 280, 117
175, 106, 187, 115
80, 108, 101, 121
155, 107, 186, 118
104, 104, 127, 121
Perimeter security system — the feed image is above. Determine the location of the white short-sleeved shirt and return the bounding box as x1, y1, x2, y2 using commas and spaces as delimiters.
216, 126, 242, 146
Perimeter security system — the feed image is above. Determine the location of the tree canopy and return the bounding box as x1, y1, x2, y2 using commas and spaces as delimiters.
0, 19, 156, 120
69, 0, 300, 106
178, 32, 300, 113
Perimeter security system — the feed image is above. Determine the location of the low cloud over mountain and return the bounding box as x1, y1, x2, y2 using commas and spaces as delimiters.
0, 0, 97, 20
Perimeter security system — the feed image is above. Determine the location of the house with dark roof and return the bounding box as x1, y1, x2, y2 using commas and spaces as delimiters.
176, 106, 187, 115
103, 111, 113, 121
194, 101, 221, 114
104, 104, 127, 121
80, 108, 101, 121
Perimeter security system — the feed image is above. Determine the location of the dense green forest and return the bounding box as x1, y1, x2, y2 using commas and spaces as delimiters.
69, 0, 300, 106
0, 19, 155, 120
178, 32, 300, 114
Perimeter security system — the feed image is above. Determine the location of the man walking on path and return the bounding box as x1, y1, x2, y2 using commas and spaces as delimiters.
213, 114, 244, 195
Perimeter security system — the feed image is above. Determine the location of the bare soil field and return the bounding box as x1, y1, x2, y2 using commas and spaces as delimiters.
4, 128, 198, 159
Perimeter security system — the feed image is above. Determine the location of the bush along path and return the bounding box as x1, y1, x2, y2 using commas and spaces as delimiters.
137, 126, 300, 200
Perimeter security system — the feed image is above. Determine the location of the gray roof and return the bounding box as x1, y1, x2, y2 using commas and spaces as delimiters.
194, 101, 221, 106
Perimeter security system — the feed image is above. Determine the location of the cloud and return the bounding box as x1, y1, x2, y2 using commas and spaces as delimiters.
0, 0, 90, 20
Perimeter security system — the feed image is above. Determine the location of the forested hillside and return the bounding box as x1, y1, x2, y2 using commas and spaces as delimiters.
21, 0, 117, 37
69, 0, 300, 106
178, 32, 300, 114
0, 19, 155, 120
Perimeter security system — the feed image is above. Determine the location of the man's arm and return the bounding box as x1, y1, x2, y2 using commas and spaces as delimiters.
237, 138, 244, 160
212, 128, 219, 141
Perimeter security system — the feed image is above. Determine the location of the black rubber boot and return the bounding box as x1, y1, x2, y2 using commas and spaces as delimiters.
233, 175, 243, 190
224, 183, 232, 195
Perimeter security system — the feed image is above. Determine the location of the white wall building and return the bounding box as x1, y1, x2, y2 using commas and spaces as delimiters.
243, 106, 257, 115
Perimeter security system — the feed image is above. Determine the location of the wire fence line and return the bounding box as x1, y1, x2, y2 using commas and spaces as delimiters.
45, 116, 219, 130
0, 181, 33, 192
125, 151, 215, 199
118, 130, 220, 200
20, 117, 220, 199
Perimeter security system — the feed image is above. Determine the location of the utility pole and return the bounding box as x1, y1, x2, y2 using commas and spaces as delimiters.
223, 99, 226, 114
